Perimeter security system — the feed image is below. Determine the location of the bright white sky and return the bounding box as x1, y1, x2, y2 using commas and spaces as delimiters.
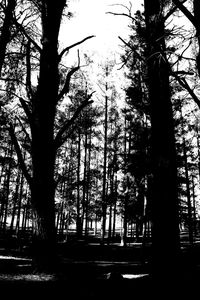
60, 0, 143, 59
58, 0, 143, 108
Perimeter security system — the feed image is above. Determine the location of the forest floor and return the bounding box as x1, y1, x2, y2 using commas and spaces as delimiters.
0, 234, 199, 299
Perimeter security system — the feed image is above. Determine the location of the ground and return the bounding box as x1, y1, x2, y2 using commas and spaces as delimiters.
0, 235, 199, 299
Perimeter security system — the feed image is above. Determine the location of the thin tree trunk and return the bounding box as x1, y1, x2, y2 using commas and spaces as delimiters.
112, 176, 117, 238
82, 131, 88, 236
10, 174, 20, 232
76, 129, 82, 238
101, 68, 109, 244
183, 137, 193, 244
3, 144, 13, 232
192, 176, 197, 236
85, 126, 92, 238
0, 0, 16, 75
16, 172, 24, 234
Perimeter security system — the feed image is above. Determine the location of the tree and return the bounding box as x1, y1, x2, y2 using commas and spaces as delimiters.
0, 0, 16, 75
144, 0, 180, 279
7, 1, 95, 271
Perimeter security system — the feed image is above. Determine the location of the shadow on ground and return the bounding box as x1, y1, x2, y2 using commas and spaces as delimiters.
0, 241, 199, 299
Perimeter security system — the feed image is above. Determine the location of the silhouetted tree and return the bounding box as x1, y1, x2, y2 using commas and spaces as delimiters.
144, 0, 180, 279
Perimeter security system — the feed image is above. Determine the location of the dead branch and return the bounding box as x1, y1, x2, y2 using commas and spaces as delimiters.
171, 71, 200, 108
172, 0, 199, 30
9, 123, 32, 185
118, 36, 144, 61
58, 35, 95, 62
106, 11, 136, 22
54, 91, 95, 149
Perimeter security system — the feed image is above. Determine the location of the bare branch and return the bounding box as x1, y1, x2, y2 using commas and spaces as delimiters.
106, 11, 136, 22
9, 123, 32, 185
58, 67, 79, 101
16, 115, 32, 146
118, 36, 145, 61
164, 0, 187, 21
19, 98, 32, 126
58, 50, 80, 101
13, 19, 41, 53
54, 92, 95, 149
58, 35, 95, 62
171, 71, 200, 108
171, 0, 199, 30
173, 70, 194, 75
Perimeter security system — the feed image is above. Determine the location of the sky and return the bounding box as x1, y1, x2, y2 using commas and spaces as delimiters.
58, 0, 143, 109
60, 0, 143, 59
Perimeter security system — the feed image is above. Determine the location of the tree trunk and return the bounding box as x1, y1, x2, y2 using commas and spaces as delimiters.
15, 172, 24, 233
182, 137, 193, 244
112, 175, 117, 238
194, 0, 200, 75
76, 129, 82, 238
30, 1, 66, 272
10, 174, 20, 231
0, 0, 16, 75
3, 144, 13, 232
82, 131, 88, 236
85, 126, 92, 238
144, 0, 180, 279
101, 77, 108, 244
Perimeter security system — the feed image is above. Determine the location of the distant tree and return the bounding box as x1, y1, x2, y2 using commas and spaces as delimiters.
0, 0, 16, 75
119, 7, 151, 245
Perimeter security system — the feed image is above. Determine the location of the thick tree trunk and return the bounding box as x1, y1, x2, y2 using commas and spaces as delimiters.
144, 0, 180, 279
30, 1, 65, 272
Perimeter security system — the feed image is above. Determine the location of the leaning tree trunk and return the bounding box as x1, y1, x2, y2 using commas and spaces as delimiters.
144, 0, 180, 279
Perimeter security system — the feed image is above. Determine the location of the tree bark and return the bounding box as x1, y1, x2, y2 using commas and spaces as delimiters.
30, 1, 66, 272
144, 0, 180, 279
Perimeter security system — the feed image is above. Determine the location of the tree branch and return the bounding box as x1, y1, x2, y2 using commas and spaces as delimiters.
118, 36, 145, 61
54, 92, 95, 149
58, 35, 95, 62
58, 50, 80, 101
19, 97, 32, 126
13, 18, 41, 53
26, 41, 33, 100
58, 66, 79, 101
16, 116, 32, 148
171, 71, 200, 108
171, 0, 199, 30
106, 11, 136, 22
9, 123, 32, 185
164, 0, 187, 21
